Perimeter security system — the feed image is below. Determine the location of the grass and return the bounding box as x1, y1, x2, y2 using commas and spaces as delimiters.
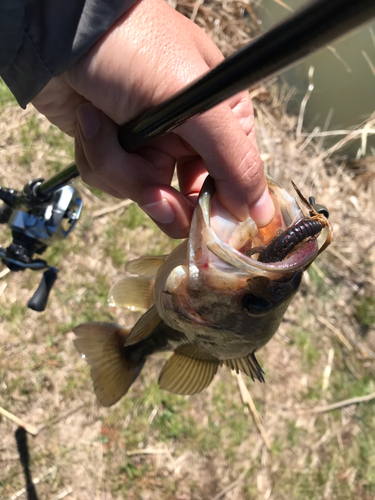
294, 328, 321, 371
0, 78, 16, 107
355, 296, 375, 331
1, 4, 375, 499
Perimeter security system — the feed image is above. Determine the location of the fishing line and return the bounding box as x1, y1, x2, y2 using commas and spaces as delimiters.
307, 107, 335, 198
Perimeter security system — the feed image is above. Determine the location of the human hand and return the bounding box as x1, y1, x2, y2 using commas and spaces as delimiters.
31, 0, 275, 238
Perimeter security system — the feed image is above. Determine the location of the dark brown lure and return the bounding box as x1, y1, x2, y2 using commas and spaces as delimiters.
248, 218, 324, 263
245, 181, 332, 264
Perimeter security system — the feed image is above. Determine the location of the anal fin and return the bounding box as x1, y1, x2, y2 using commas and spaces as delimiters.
222, 352, 265, 383
158, 344, 219, 395
74, 323, 144, 406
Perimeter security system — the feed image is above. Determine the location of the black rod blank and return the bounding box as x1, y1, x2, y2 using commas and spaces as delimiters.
37, 163, 80, 197
118, 0, 375, 151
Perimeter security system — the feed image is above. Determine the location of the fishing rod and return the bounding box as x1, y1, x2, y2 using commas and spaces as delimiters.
0, 0, 374, 311
118, 0, 375, 150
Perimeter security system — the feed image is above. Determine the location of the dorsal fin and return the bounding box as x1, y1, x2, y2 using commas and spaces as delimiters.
158, 344, 219, 395
108, 275, 154, 310
73, 323, 144, 406
125, 305, 162, 346
126, 255, 168, 277
222, 352, 265, 383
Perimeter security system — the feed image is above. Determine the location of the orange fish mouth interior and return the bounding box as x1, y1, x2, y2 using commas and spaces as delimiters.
239, 203, 323, 266
240, 190, 290, 252
202, 177, 331, 271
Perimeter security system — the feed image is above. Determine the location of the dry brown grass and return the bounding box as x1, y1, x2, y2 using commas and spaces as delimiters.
1, 1, 375, 499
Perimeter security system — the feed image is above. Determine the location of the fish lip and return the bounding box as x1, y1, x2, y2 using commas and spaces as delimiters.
238, 221, 321, 273
253, 237, 319, 272
196, 176, 321, 275
206, 232, 319, 275
248, 212, 323, 271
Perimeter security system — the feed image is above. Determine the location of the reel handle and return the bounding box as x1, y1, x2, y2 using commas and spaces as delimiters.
27, 268, 58, 312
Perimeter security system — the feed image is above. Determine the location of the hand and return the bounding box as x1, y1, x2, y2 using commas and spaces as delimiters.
31, 0, 274, 238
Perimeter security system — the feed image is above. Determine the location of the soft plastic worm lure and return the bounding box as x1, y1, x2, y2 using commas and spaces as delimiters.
254, 218, 325, 263
245, 181, 332, 264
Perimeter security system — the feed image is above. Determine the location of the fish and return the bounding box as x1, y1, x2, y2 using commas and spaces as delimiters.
73, 176, 332, 406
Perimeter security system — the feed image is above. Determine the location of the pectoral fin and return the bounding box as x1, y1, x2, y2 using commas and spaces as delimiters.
222, 352, 265, 383
74, 323, 144, 407
158, 345, 219, 395
108, 275, 154, 310
125, 305, 162, 346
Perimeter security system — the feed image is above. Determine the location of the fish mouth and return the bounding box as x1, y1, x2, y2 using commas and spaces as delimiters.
190, 176, 330, 276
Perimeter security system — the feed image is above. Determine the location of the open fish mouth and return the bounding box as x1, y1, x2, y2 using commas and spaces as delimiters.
192, 176, 332, 276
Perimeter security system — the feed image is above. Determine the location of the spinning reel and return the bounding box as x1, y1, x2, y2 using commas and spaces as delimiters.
0, 165, 81, 311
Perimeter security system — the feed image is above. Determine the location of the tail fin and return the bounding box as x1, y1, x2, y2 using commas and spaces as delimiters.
73, 323, 144, 406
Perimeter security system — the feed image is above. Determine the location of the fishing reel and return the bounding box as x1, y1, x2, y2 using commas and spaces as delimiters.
0, 168, 82, 311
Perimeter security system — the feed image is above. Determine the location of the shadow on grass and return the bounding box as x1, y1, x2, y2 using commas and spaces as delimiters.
15, 427, 39, 500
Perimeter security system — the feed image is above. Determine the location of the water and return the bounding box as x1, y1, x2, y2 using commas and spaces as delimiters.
256, 0, 375, 157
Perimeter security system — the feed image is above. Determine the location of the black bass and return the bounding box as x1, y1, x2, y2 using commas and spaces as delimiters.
74, 176, 332, 406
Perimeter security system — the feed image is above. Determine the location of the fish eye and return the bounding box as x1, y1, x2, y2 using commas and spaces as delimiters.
242, 293, 273, 315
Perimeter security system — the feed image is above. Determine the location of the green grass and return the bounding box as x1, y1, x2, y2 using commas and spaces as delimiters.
0, 78, 16, 107
54, 271, 115, 328
120, 203, 151, 231
331, 363, 375, 401
0, 302, 28, 334
307, 264, 327, 288
355, 296, 375, 330
104, 203, 180, 268
293, 327, 321, 371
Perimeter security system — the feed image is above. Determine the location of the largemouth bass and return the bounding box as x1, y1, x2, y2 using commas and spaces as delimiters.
74, 176, 332, 406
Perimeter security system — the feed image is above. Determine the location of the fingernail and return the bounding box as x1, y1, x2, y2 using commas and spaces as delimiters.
76, 103, 101, 139
141, 199, 175, 224
249, 188, 275, 228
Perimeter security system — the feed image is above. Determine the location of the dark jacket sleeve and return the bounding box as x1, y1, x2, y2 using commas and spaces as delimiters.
0, 0, 138, 108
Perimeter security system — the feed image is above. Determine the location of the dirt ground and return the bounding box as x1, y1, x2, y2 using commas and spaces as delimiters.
1, 2, 375, 500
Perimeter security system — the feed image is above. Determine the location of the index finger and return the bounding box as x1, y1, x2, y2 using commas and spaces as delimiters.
176, 95, 275, 227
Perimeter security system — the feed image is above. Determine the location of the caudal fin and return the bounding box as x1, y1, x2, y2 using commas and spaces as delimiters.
73, 323, 144, 406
